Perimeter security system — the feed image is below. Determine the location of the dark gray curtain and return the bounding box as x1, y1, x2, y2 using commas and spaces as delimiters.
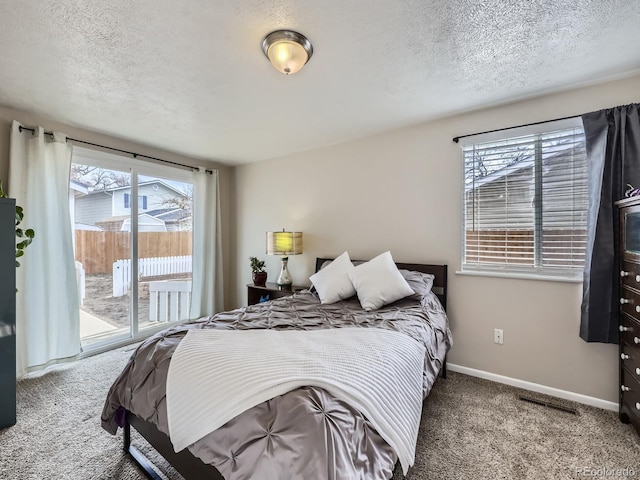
580, 104, 640, 343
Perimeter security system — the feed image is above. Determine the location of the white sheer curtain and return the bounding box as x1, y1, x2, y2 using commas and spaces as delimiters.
189, 168, 223, 318
9, 121, 80, 377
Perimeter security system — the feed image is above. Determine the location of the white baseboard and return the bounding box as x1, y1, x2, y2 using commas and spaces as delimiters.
447, 363, 618, 412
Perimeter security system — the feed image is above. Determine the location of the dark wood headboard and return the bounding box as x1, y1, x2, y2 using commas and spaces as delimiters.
314, 257, 448, 310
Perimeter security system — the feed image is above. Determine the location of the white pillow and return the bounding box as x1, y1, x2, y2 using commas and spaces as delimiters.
348, 251, 414, 311
309, 252, 356, 304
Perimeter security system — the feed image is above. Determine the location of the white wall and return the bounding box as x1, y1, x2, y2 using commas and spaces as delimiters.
235, 74, 640, 403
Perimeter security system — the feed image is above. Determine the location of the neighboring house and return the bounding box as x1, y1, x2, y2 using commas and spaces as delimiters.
96, 214, 167, 232
143, 208, 192, 232
464, 140, 587, 231
464, 139, 587, 266
69, 179, 89, 230
74, 180, 191, 232
74, 190, 111, 227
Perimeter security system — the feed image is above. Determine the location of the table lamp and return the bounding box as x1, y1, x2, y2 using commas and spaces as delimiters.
266, 230, 303, 286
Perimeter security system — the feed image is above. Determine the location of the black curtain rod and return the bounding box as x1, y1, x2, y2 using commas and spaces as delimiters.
17, 125, 213, 174
452, 113, 582, 143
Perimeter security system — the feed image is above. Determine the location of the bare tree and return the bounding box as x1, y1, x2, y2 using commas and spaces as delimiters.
159, 184, 193, 211
71, 165, 131, 192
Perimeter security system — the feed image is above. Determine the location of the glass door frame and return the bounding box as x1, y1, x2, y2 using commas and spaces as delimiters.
72, 146, 194, 355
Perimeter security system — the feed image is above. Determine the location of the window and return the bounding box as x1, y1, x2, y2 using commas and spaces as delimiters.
461, 120, 587, 279
124, 194, 148, 209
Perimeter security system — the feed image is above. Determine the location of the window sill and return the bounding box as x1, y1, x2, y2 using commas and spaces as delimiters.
455, 269, 583, 283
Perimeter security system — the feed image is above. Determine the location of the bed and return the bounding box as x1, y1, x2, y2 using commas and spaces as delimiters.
101, 257, 452, 480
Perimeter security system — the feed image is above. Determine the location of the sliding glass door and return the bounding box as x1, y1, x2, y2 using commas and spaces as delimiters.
70, 147, 193, 350
135, 173, 193, 332
72, 164, 132, 347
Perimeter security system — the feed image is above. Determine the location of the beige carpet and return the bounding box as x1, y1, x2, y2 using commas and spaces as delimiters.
1, 345, 639, 479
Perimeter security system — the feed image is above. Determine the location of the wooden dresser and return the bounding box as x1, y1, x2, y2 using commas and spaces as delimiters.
617, 195, 640, 435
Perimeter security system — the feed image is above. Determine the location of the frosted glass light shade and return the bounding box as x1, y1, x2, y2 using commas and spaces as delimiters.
262, 30, 313, 75
266, 231, 303, 255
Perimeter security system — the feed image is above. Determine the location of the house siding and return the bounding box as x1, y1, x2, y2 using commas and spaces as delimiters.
74, 192, 112, 226
112, 183, 186, 217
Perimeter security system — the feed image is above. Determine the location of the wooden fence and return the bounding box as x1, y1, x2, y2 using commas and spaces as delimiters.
465, 229, 586, 266
75, 230, 192, 274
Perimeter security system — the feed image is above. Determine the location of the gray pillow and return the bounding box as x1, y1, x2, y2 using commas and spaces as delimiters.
399, 269, 434, 302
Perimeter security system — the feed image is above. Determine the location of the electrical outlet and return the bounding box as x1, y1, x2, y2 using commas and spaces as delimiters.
494, 328, 504, 345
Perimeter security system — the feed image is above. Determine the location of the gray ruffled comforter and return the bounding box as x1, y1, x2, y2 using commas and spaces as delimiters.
101, 272, 452, 480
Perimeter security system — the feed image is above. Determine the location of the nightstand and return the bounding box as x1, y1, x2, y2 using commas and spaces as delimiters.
247, 282, 307, 306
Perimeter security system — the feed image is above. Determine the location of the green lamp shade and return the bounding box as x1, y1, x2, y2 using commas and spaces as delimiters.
266, 231, 303, 256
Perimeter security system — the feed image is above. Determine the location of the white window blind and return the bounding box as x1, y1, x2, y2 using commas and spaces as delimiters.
462, 124, 587, 278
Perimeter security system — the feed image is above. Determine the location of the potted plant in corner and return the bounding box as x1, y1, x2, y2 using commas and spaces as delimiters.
250, 256, 267, 286
0, 181, 34, 273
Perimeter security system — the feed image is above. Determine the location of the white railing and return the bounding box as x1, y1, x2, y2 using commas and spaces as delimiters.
75, 261, 85, 306
113, 255, 192, 297
148, 280, 192, 323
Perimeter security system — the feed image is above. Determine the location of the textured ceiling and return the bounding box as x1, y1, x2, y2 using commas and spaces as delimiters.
0, 1, 639, 165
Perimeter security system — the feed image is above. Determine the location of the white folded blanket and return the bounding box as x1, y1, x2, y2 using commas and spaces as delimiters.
166, 327, 426, 474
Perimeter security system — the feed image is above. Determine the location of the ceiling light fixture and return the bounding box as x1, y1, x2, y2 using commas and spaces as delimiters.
261, 30, 313, 75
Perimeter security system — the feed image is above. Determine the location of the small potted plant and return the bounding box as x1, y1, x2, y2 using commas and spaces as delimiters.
0, 181, 34, 269
250, 256, 267, 286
